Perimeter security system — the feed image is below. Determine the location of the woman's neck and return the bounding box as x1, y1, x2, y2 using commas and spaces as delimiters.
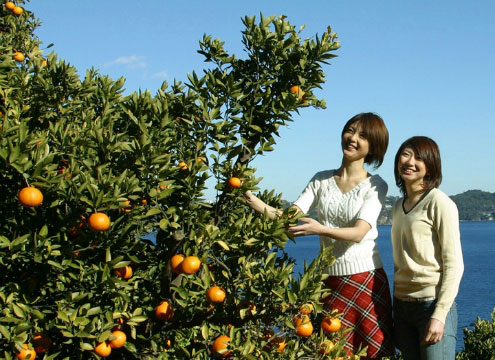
337, 158, 367, 179
405, 182, 427, 207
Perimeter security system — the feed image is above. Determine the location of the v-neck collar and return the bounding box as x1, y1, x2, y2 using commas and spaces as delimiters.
402, 188, 433, 214
331, 172, 372, 196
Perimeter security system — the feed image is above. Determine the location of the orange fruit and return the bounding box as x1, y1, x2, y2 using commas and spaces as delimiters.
318, 340, 335, 355
289, 85, 300, 94
178, 161, 188, 170
88, 213, 110, 231
197, 157, 206, 164
321, 316, 341, 334
227, 177, 242, 189
33, 333, 52, 353
114, 265, 132, 280
12, 5, 22, 15
212, 335, 230, 358
299, 303, 313, 315
289, 85, 305, 100
181, 256, 201, 275
41, 60, 47, 67
155, 301, 174, 320
13, 51, 25, 62
94, 341, 111, 357
109, 330, 126, 349
5, 2, 15, 10
294, 315, 313, 337
18, 187, 43, 207
170, 254, 185, 274
16, 344, 36, 360
206, 286, 226, 304
141, 199, 147, 205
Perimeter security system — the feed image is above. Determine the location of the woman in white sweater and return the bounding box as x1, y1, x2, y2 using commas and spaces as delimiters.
244, 113, 394, 358
391, 136, 464, 360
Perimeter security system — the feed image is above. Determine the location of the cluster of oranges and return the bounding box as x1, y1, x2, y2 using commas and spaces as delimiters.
93, 330, 127, 358
153, 255, 203, 323
18, 187, 112, 232
5, 2, 25, 64
5, 1, 22, 16
291, 303, 343, 355
289, 85, 306, 102
169, 254, 201, 275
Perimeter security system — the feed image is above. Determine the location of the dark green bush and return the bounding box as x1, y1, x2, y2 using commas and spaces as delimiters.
456, 308, 495, 360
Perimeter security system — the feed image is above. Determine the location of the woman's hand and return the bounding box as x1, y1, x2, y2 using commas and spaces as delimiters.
288, 217, 327, 237
421, 318, 445, 345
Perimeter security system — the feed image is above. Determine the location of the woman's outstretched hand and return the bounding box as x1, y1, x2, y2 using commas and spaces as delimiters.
288, 217, 327, 237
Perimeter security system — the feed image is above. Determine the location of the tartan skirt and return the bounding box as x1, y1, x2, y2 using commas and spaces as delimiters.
322, 268, 395, 358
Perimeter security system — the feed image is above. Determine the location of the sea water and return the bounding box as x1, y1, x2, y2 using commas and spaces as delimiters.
285, 221, 495, 352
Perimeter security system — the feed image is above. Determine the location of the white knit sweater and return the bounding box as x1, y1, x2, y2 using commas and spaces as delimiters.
293, 170, 388, 276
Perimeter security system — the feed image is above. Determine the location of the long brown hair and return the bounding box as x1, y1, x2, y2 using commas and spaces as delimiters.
394, 136, 442, 196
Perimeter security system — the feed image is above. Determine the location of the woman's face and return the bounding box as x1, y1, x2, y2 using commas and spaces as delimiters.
341, 122, 370, 162
397, 147, 427, 184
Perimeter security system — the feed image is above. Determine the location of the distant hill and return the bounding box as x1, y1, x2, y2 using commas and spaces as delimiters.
282, 190, 495, 224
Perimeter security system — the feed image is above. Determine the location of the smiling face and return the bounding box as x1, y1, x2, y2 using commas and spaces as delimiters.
393, 136, 442, 196
397, 147, 427, 186
341, 122, 370, 163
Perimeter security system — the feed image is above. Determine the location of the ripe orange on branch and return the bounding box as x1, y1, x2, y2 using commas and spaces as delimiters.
94, 341, 111, 357
16, 344, 36, 360
321, 316, 341, 333
289, 85, 305, 101
181, 255, 201, 275
18, 187, 43, 207
227, 177, 242, 189
318, 340, 335, 355
12, 5, 22, 15
114, 265, 132, 279
299, 303, 314, 315
109, 330, 126, 349
212, 335, 231, 358
13, 51, 25, 62
294, 315, 313, 337
5, 2, 15, 10
170, 254, 185, 274
155, 301, 174, 320
88, 213, 110, 231
206, 286, 226, 304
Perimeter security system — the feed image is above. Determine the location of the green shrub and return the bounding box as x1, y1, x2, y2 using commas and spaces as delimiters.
456, 308, 495, 360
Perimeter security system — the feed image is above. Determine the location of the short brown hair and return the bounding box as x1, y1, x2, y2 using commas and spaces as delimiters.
394, 136, 442, 196
341, 113, 389, 168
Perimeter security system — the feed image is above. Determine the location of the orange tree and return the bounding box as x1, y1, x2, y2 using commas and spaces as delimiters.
0, 2, 362, 359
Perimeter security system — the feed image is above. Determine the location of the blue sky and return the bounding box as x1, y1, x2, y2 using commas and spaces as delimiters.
28, 1, 495, 201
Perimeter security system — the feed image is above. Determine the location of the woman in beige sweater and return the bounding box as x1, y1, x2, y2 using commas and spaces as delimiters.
391, 136, 464, 360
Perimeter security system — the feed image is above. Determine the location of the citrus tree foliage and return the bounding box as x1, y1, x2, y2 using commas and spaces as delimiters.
456, 308, 495, 360
0, 2, 356, 359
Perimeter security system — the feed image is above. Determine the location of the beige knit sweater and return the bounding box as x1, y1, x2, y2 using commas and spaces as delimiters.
391, 188, 464, 323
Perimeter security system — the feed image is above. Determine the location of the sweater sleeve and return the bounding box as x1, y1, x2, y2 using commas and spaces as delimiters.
292, 172, 321, 214
431, 194, 464, 323
357, 176, 388, 229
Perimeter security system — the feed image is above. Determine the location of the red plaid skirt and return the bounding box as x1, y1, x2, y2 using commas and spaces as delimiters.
322, 268, 395, 358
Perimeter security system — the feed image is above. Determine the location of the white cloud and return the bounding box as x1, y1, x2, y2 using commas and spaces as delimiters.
152, 71, 169, 79
104, 55, 147, 69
